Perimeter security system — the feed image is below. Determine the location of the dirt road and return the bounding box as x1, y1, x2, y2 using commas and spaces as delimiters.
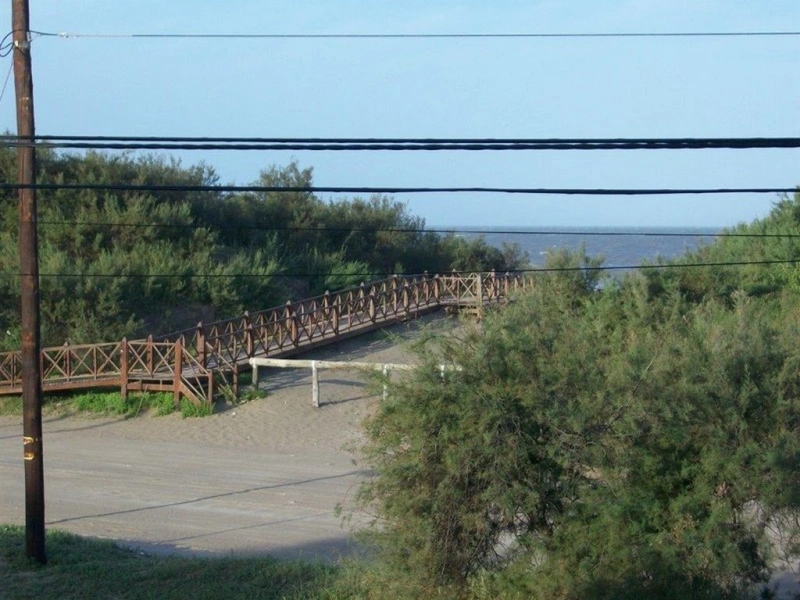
0, 319, 436, 560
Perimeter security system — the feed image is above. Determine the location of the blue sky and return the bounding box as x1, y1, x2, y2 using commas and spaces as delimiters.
2, 1, 800, 227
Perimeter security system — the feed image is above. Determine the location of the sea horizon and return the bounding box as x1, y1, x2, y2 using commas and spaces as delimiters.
433, 225, 722, 269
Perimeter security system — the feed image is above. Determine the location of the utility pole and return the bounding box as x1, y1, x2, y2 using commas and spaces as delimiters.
12, 0, 46, 564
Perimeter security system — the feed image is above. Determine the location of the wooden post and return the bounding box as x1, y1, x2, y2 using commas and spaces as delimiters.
311, 360, 319, 408
358, 282, 366, 314
13, 0, 46, 564
434, 274, 441, 303
173, 339, 183, 405
321, 291, 330, 334
332, 293, 340, 335
382, 364, 388, 400
368, 285, 376, 323
120, 338, 128, 401
146, 334, 154, 374
63, 340, 70, 381
286, 301, 298, 347
196, 322, 206, 368
244, 311, 254, 358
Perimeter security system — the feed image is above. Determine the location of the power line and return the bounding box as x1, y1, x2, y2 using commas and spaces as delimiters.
0, 60, 13, 106
31, 29, 800, 40
5, 259, 797, 280
0, 31, 15, 57
20, 134, 800, 145
37, 221, 800, 239
0, 182, 793, 196
6, 136, 800, 151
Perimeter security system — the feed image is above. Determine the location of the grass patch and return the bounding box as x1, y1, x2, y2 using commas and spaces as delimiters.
69, 391, 176, 418
1, 390, 225, 420
0, 395, 23, 416
0, 525, 357, 600
179, 397, 214, 418
219, 381, 265, 407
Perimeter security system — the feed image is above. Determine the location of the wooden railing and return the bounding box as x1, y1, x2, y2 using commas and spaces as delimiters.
0, 271, 527, 405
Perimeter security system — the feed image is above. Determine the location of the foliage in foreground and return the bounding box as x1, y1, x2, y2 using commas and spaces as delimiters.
0, 525, 357, 600
355, 229, 800, 598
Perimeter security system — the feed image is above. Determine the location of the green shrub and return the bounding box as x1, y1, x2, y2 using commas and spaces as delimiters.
354, 248, 800, 598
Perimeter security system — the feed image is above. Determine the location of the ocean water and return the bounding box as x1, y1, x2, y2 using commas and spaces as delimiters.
450, 226, 721, 272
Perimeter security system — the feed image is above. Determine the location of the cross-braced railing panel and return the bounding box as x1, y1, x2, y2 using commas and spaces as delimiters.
127, 341, 176, 377
250, 312, 278, 356
296, 301, 331, 342
206, 328, 248, 365
180, 344, 210, 375
176, 344, 213, 404
41, 343, 122, 382
259, 315, 287, 354
341, 287, 371, 326
439, 274, 479, 302
0, 351, 22, 388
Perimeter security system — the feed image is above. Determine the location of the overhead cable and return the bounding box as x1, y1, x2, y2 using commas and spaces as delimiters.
0, 182, 793, 196
34, 221, 800, 239
31, 29, 800, 40
5, 135, 800, 151
6, 258, 798, 280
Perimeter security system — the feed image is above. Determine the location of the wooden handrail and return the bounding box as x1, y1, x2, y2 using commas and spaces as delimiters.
0, 272, 526, 404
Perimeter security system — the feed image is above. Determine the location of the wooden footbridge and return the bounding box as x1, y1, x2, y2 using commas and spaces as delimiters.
0, 272, 526, 406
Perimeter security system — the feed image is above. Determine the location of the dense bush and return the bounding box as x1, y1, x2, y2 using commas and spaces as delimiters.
0, 150, 526, 348
355, 203, 800, 599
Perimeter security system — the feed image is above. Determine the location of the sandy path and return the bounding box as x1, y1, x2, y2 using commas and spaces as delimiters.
0, 316, 445, 560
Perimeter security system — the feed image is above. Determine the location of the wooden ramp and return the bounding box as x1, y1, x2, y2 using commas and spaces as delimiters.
0, 272, 528, 405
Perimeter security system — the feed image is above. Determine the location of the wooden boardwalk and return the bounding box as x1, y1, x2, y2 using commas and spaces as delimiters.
0, 272, 526, 405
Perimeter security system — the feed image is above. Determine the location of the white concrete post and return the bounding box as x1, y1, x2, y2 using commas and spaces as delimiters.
311, 360, 319, 408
